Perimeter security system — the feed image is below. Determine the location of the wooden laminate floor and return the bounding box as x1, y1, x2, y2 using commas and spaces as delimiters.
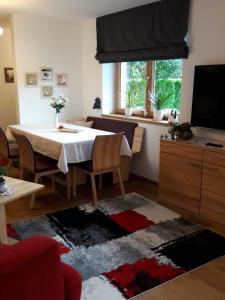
5, 170, 225, 300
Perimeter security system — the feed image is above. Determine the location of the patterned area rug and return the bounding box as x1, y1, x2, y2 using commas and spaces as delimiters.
10, 193, 225, 300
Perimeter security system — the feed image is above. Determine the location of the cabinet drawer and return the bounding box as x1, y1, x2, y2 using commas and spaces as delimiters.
203, 150, 225, 167
201, 190, 225, 225
160, 152, 202, 187
159, 177, 200, 213
160, 140, 202, 160
202, 163, 225, 196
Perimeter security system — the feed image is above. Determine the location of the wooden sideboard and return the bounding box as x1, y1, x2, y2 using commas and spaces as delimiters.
159, 139, 225, 225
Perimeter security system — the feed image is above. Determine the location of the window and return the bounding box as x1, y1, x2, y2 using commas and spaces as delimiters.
115, 59, 183, 117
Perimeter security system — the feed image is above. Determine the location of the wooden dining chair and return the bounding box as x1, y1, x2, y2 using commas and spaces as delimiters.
0, 126, 19, 164
13, 133, 61, 209
74, 132, 126, 207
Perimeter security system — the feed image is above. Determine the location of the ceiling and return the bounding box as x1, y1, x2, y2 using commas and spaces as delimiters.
0, 0, 158, 23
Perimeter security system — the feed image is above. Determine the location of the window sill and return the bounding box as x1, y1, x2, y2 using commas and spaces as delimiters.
101, 113, 170, 127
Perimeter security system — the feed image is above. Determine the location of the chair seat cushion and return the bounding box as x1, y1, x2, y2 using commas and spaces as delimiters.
34, 153, 58, 172
76, 160, 93, 172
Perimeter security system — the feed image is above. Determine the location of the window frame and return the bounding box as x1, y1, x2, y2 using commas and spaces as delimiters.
114, 61, 154, 117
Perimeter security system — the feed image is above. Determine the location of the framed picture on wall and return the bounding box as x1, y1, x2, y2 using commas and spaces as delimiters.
4, 67, 14, 83
56, 73, 67, 86
40, 67, 53, 82
41, 85, 53, 98
25, 72, 38, 86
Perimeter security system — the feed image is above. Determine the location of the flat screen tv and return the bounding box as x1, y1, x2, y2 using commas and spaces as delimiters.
191, 64, 225, 130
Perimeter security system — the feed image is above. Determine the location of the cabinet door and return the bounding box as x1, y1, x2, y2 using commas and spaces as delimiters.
160, 178, 201, 213
159, 152, 202, 213
160, 152, 202, 187
201, 190, 225, 225
202, 163, 225, 197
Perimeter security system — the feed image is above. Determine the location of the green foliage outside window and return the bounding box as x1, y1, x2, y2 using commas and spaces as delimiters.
155, 79, 181, 110
154, 59, 183, 110
124, 59, 183, 110
126, 61, 147, 109
155, 59, 183, 82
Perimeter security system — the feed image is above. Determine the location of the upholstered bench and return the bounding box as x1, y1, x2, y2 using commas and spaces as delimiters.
63, 116, 144, 187
86, 116, 138, 148
86, 116, 144, 182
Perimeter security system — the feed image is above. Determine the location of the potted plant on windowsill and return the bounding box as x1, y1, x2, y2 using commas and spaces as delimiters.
124, 81, 143, 117
148, 90, 173, 121
124, 86, 135, 117
125, 102, 133, 117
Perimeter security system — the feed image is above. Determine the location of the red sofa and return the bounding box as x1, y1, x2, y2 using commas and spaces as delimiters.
0, 236, 82, 300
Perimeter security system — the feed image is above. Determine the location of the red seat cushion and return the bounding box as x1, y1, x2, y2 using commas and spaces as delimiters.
0, 236, 82, 300
0, 236, 65, 300
61, 263, 82, 300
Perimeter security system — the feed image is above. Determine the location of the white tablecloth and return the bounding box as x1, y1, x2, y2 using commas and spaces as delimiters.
7, 123, 132, 173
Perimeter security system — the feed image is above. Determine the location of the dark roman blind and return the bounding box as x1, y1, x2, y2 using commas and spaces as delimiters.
95, 0, 190, 63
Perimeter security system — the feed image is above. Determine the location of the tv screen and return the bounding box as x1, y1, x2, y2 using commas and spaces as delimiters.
191, 64, 225, 130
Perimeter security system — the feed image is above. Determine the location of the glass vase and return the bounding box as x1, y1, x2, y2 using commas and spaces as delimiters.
55, 112, 59, 129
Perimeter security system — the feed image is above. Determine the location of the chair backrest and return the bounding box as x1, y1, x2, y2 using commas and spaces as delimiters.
13, 133, 35, 172
0, 127, 9, 158
131, 127, 145, 154
92, 133, 123, 173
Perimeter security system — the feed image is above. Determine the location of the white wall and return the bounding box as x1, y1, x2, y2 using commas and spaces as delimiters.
12, 14, 83, 124
81, 20, 102, 118
0, 16, 17, 131
102, 63, 115, 114
81, 0, 225, 182
180, 0, 225, 123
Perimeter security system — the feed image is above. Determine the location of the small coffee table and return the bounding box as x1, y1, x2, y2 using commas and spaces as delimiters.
0, 176, 43, 244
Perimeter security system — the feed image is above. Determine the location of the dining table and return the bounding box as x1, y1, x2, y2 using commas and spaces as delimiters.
6, 123, 132, 174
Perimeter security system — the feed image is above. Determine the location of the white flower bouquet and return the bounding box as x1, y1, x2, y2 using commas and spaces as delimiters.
50, 95, 69, 113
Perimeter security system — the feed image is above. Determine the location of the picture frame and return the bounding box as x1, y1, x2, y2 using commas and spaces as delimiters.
40, 67, 53, 82
56, 73, 67, 86
41, 85, 53, 98
25, 72, 38, 86
4, 67, 14, 83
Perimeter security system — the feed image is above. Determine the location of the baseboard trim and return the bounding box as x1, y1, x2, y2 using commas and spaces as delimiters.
130, 172, 158, 185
